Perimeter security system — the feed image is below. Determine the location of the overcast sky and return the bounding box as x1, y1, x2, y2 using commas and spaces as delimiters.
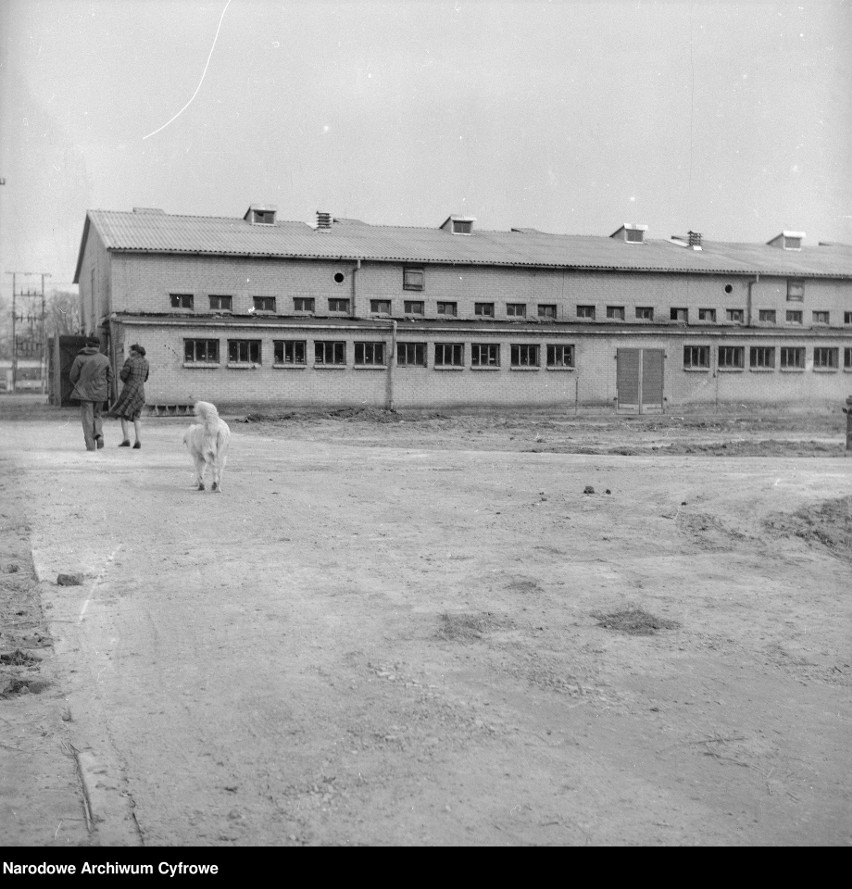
1, 0, 850, 300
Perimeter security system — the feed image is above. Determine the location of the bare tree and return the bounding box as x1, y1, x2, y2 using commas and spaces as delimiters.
45, 289, 81, 338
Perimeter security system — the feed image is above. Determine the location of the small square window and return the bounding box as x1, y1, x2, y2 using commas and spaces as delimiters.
670, 307, 688, 323
184, 338, 218, 363
471, 343, 500, 366
547, 344, 574, 368
511, 344, 539, 367
718, 346, 744, 369
253, 296, 276, 312
606, 306, 625, 320
228, 339, 261, 364
274, 340, 306, 365
315, 341, 346, 365
576, 305, 596, 320
506, 303, 527, 318
787, 279, 805, 301
781, 347, 805, 369
437, 302, 457, 317
370, 300, 391, 315
537, 304, 557, 319
750, 346, 775, 369
726, 309, 744, 323
328, 298, 350, 313
170, 293, 193, 309
354, 342, 385, 366
813, 347, 838, 369
474, 303, 495, 318
758, 310, 776, 323
698, 308, 716, 322
844, 312, 852, 326
294, 297, 315, 312
404, 300, 424, 315
786, 310, 803, 325
209, 295, 232, 312
635, 307, 654, 321
434, 343, 463, 366
403, 268, 425, 291
683, 345, 710, 369
397, 343, 427, 367
812, 311, 830, 325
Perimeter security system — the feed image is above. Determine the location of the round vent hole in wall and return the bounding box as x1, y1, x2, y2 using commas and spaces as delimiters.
334, 272, 345, 284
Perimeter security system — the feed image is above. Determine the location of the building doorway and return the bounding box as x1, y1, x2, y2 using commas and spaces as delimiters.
616, 348, 664, 413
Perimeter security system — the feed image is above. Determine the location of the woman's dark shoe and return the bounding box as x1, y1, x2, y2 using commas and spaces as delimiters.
133, 442, 141, 449
119, 440, 131, 447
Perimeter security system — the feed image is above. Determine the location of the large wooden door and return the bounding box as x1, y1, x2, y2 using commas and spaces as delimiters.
617, 348, 664, 413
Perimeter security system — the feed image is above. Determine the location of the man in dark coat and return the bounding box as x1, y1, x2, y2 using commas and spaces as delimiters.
69, 337, 113, 451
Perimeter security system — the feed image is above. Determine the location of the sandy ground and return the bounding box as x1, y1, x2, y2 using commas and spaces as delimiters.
1, 397, 850, 847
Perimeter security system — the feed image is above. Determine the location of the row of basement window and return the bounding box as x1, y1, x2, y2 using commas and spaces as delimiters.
171, 294, 851, 326
185, 339, 575, 368
684, 345, 852, 370
183, 339, 852, 372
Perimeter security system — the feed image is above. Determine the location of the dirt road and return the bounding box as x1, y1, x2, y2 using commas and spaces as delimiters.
1, 401, 850, 846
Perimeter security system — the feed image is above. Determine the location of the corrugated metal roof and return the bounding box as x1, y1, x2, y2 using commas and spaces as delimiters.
78, 209, 852, 279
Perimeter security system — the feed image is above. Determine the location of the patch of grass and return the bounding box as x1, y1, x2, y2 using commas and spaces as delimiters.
592, 607, 680, 636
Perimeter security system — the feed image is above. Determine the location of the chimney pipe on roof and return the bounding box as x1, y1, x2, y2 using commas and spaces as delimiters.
316, 211, 332, 230
687, 230, 703, 250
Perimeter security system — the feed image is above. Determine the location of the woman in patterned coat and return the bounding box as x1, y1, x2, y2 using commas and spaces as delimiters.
110, 344, 150, 449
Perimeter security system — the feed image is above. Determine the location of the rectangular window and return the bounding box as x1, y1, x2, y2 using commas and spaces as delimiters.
253, 296, 276, 312
437, 302, 458, 317
170, 293, 193, 309
813, 347, 838, 369
397, 343, 427, 367
434, 343, 464, 367
294, 297, 315, 312
670, 307, 688, 323
683, 345, 710, 369
315, 341, 346, 365
184, 339, 219, 363
547, 344, 574, 368
228, 339, 261, 364
506, 303, 527, 318
845, 312, 852, 325
370, 300, 391, 315
718, 346, 744, 369
780, 347, 805, 369
404, 300, 424, 315
273, 340, 306, 365
471, 343, 500, 367
538, 304, 557, 319
750, 346, 775, 369
474, 302, 495, 318
635, 306, 654, 320
786, 310, 803, 324
726, 309, 744, 323
845, 347, 852, 370
328, 298, 350, 313
576, 305, 595, 320
511, 344, 540, 367
812, 311, 830, 325
209, 295, 232, 311
606, 306, 625, 320
698, 308, 716, 322
354, 342, 385, 366
758, 310, 776, 323
787, 279, 805, 301
403, 267, 425, 291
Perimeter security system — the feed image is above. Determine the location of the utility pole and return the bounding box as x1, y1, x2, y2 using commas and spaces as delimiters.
6, 271, 51, 394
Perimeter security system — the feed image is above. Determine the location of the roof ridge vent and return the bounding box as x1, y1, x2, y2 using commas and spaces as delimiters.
316, 211, 332, 230
132, 207, 165, 214
687, 230, 703, 250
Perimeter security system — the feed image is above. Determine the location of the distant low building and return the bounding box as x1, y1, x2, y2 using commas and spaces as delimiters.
73, 205, 852, 412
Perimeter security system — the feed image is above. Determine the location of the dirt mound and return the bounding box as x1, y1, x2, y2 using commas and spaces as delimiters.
765, 496, 852, 561
592, 608, 681, 635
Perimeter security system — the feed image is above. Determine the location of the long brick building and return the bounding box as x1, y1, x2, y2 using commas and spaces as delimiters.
73, 205, 852, 412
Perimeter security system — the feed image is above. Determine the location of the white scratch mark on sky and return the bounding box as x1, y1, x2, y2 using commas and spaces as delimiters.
142, 0, 233, 141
